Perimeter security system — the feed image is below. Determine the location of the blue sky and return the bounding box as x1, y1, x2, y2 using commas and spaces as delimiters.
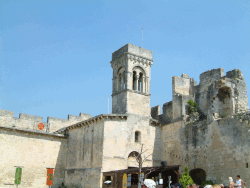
1, 0, 250, 121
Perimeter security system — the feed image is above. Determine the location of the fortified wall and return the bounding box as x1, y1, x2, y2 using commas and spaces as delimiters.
0, 109, 91, 133
152, 68, 248, 124
160, 112, 250, 186
0, 110, 91, 188
151, 68, 250, 186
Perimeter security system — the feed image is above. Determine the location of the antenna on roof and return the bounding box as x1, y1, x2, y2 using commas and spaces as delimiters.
108, 96, 109, 114
142, 28, 143, 48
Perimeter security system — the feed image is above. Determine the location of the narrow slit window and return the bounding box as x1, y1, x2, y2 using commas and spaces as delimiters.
135, 131, 141, 143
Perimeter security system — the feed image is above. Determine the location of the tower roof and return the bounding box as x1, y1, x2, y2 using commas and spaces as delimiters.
112, 43, 153, 61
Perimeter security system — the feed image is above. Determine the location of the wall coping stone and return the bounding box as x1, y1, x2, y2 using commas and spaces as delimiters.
0, 125, 67, 138
55, 114, 161, 134
150, 118, 161, 126
54, 114, 129, 134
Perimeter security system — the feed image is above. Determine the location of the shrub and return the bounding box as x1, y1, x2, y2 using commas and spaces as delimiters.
179, 166, 194, 188
220, 113, 227, 118
187, 100, 198, 114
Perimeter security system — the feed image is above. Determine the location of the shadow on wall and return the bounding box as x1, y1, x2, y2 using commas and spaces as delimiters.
152, 125, 161, 167
53, 136, 67, 188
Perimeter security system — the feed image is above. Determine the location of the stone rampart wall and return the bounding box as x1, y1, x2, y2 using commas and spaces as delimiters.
161, 114, 250, 186
0, 109, 91, 134
172, 76, 191, 95
199, 68, 224, 89
151, 105, 161, 120
0, 127, 67, 188
162, 101, 173, 123
156, 68, 248, 125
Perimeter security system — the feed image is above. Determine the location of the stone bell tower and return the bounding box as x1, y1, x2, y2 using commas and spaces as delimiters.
110, 43, 153, 116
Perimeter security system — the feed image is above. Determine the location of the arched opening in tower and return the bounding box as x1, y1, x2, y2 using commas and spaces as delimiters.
133, 71, 137, 90
138, 72, 143, 92
216, 86, 234, 117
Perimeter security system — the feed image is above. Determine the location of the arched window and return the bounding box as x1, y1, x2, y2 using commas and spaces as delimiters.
117, 67, 125, 91
119, 73, 122, 90
133, 71, 137, 90
138, 72, 143, 91
135, 131, 141, 143
132, 66, 145, 92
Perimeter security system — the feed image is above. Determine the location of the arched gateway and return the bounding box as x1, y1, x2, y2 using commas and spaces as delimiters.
189, 168, 206, 185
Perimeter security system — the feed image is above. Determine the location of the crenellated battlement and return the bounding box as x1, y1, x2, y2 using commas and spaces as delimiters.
0, 109, 91, 134
0, 109, 14, 117
225, 69, 244, 80
19, 113, 43, 121
199, 68, 224, 86
151, 68, 249, 125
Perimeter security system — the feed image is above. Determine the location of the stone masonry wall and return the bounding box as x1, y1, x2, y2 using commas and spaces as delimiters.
127, 92, 151, 116
157, 68, 248, 125
48, 113, 91, 133
161, 114, 250, 186
225, 69, 248, 113
112, 91, 127, 114
163, 101, 173, 123
102, 114, 162, 173
111, 43, 153, 116
151, 105, 161, 120
112, 43, 153, 61
198, 69, 248, 121
0, 109, 91, 134
0, 128, 67, 188
64, 119, 105, 188
172, 76, 191, 95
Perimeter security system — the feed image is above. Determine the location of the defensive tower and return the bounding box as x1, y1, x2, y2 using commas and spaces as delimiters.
110, 43, 153, 116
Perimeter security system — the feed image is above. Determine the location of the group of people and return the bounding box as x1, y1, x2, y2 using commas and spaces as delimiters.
228, 175, 245, 188
185, 175, 245, 188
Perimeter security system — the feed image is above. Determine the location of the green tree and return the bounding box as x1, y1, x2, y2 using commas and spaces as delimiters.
179, 166, 194, 188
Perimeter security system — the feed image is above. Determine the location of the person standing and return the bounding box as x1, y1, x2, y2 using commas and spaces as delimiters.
236, 175, 245, 188
229, 177, 234, 188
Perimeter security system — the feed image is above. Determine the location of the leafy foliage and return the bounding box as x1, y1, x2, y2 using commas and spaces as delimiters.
201, 180, 214, 186
179, 166, 194, 188
219, 113, 227, 118
187, 100, 198, 114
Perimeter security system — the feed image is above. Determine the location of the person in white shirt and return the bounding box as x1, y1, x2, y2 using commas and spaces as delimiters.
236, 175, 244, 188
